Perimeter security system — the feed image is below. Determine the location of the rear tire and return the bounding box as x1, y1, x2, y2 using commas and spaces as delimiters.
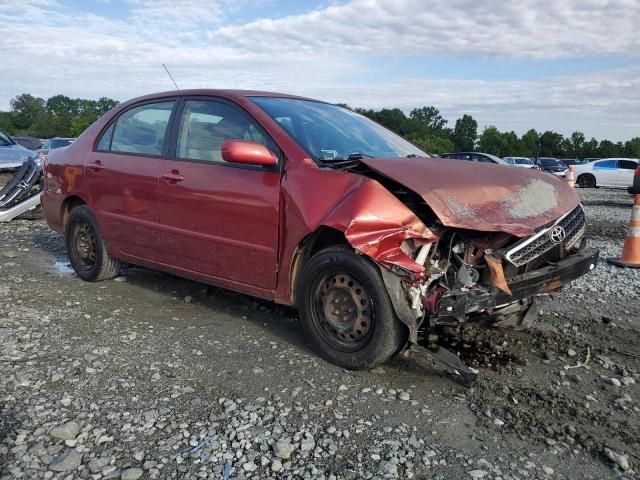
65, 205, 120, 281
577, 173, 596, 188
297, 246, 407, 369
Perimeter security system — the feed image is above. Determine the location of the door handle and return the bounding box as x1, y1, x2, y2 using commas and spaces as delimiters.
161, 171, 184, 183
87, 161, 104, 171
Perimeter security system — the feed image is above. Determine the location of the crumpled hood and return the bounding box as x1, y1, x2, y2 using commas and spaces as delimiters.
0, 144, 34, 168
360, 156, 581, 237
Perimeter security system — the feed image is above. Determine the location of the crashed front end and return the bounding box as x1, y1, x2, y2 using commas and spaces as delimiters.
397, 204, 598, 332
335, 157, 599, 378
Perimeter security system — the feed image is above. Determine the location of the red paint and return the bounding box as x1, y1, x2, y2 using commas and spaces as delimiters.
42, 89, 582, 307
360, 156, 581, 237
221, 139, 277, 166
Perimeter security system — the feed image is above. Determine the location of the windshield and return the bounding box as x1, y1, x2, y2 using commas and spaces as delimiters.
540, 158, 563, 166
515, 158, 533, 165
250, 97, 428, 161
0, 130, 15, 147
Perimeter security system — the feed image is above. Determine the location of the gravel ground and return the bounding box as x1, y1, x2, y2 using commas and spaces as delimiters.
1, 187, 638, 480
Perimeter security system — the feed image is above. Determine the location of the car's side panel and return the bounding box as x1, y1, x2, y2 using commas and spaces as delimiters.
84, 150, 165, 261
157, 159, 281, 289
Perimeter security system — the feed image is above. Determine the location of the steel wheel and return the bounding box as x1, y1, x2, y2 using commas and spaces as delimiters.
311, 271, 374, 352
70, 221, 98, 272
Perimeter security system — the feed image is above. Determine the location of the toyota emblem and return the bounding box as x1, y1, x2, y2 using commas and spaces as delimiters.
549, 226, 566, 244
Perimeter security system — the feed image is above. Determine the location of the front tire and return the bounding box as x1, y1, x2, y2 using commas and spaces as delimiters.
65, 205, 121, 281
297, 246, 407, 369
577, 173, 596, 188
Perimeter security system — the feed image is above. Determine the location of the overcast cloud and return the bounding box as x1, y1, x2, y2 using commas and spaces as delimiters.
0, 0, 639, 140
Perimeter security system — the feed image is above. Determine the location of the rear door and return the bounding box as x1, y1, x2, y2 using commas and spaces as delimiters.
85, 100, 176, 261
618, 160, 639, 187
157, 98, 281, 290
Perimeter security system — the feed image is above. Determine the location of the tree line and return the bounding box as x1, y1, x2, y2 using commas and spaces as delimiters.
1, 93, 638, 159
348, 105, 640, 159
0, 93, 118, 139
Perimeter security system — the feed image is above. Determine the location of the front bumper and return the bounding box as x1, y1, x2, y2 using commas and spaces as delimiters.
435, 247, 599, 318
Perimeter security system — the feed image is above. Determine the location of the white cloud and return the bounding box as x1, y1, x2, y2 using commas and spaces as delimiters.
214, 0, 640, 59
0, 0, 638, 140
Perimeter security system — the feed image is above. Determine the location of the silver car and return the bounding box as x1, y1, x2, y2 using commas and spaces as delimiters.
0, 129, 37, 171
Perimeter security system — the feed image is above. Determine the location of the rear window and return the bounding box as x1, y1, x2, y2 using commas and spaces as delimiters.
107, 101, 175, 156
619, 160, 638, 170
50, 139, 72, 149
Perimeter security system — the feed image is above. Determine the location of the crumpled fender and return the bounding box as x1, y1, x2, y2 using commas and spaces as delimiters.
320, 176, 439, 274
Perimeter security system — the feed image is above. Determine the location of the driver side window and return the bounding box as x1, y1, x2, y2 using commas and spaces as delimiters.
176, 100, 267, 163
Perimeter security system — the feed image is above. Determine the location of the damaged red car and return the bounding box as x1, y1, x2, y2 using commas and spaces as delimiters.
42, 90, 599, 379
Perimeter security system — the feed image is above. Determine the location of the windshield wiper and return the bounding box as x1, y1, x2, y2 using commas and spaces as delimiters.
347, 152, 375, 159
318, 151, 376, 162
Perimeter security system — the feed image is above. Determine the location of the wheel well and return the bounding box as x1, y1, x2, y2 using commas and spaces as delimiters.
289, 226, 350, 304
61, 196, 86, 227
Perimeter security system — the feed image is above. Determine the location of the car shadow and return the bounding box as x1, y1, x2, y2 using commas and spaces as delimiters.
31, 227, 315, 356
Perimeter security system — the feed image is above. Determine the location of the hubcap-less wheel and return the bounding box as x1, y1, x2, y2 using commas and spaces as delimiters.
71, 222, 97, 271
312, 272, 374, 352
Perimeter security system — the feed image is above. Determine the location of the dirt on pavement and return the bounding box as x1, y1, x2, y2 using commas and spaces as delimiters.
0, 187, 638, 479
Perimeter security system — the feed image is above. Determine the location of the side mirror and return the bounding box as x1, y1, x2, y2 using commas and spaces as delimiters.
221, 139, 277, 167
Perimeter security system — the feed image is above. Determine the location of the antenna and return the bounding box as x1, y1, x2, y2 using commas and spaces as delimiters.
162, 64, 180, 90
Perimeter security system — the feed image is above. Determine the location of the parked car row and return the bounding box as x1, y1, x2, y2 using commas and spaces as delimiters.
0, 129, 75, 172
437, 151, 639, 189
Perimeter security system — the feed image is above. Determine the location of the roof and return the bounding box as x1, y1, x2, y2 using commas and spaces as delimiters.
120, 89, 324, 108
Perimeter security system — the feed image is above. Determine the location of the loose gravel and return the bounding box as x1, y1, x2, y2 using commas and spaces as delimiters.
1, 187, 638, 479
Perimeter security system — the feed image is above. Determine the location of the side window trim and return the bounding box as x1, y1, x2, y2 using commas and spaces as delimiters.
167, 95, 282, 173
93, 97, 179, 158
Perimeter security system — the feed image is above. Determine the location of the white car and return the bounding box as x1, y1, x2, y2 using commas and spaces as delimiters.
573, 158, 639, 188
503, 156, 537, 169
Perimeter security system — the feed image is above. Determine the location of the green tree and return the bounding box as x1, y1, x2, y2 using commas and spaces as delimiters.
46, 94, 78, 117
624, 137, 640, 158
9, 93, 46, 130
413, 135, 455, 155
478, 126, 506, 156
521, 129, 539, 158
568, 131, 585, 158
582, 137, 599, 158
0, 111, 14, 133
409, 106, 448, 133
539, 131, 564, 156
598, 139, 618, 157
452, 114, 477, 151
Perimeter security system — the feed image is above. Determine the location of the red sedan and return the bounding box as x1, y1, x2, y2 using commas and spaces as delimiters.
42, 89, 598, 375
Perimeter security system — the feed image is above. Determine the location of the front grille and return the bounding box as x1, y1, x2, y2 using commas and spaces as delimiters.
505, 205, 586, 267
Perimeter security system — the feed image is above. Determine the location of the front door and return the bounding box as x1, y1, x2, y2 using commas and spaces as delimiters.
158, 98, 281, 290
85, 100, 175, 261
593, 159, 618, 186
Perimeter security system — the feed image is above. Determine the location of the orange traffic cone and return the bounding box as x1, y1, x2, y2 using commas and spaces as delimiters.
608, 195, 640, 268
566, 165, 575, 188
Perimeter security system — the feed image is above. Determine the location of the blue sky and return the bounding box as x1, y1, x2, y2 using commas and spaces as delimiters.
0, 0, 639, 140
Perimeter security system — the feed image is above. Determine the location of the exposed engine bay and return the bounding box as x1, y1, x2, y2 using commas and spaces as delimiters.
325, 158, 598, 381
